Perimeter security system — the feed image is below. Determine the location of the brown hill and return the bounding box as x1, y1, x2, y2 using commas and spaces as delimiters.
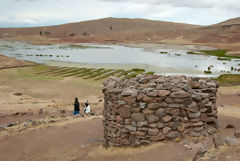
0, 17, 240, 49
0, 17, 199, 41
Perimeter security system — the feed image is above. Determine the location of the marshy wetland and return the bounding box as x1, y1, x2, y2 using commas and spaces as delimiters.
0, 40, 240, 77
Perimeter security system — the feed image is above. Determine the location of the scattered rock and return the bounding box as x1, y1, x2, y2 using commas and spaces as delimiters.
234, 129, 240, 138
213, 134, 225, 148
225, 136, 240, 146
184, 144, 192, 150
7, 123, 15, 127
0, 126, 5, 131
14, 92, 22, 96
39, 109, 44, 115
226, 124, 235, 129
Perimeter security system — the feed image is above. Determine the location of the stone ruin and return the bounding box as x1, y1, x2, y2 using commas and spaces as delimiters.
102, 75, 219, 146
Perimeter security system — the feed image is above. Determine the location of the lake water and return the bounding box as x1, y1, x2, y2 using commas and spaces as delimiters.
0, 40, 239, 77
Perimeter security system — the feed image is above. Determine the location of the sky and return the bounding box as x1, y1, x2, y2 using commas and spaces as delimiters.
0, 0, 239, 27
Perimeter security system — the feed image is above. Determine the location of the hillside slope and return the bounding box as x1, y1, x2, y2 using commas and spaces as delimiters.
0, 17, 240, 49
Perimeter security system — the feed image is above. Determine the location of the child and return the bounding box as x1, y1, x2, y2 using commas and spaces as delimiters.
84, 101, 91, 114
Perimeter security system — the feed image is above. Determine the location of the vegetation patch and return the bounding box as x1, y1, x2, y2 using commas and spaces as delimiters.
204, 70, 212, 74
217, 57, 231, 61
59, 44, 112, 50
217, 74, 240, 86
200, 49, 240, 59
35, 66, 157, 81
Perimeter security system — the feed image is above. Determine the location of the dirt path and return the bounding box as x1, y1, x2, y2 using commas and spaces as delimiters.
0, 116, 196, 161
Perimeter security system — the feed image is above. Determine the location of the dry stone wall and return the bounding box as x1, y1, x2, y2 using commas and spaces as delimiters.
102, 75, 218, 146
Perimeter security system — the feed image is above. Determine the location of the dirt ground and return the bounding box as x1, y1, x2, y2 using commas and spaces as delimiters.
0, 54, 35, 69
0, 64, 240, 161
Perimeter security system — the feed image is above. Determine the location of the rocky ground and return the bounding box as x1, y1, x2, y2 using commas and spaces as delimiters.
0, 58, 240, 161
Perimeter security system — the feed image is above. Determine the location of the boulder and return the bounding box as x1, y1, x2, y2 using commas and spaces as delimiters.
213, 134, 225, 148
225, 136, 240, 146
234, 129, 240, 138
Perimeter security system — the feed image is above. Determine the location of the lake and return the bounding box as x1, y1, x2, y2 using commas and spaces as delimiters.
0, 40, 239, 77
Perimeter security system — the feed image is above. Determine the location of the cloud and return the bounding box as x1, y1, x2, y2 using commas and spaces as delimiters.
0, 0, 239, 27
102, 0, 240, 9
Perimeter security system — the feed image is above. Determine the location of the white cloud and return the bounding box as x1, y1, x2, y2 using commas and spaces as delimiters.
0, 0, 239, 27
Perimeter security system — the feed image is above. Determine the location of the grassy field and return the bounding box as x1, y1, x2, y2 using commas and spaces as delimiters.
33, 65, 154, 81
217, 74, 240, 86
187, 49, 240, 59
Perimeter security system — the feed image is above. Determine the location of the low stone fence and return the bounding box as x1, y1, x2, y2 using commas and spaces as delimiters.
102, 75, 218, 146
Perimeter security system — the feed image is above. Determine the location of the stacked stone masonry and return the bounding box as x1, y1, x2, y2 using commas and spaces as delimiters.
102, 75, 219, 146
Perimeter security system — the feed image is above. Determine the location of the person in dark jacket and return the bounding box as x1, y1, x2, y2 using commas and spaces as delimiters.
73, 97, 80, 115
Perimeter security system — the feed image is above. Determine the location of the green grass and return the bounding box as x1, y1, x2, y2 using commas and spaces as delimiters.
51, 68, 79, 76
44, 68, 74, 75
145, 71, 155, 75
200, 49, 240, 59
75, 68, 96, 77
61, 68, 87, 77
217, 74, 240, 86
204, 70, 212, 74
125, 70, 145, 78
95, 69, 124, 80
132, 68, 145, 72
83, 69, 113, 79
187, 51, 201, 55
160, 51, 168, 54
59, 44, 112, 50
34, 66, 157, 81
35, 66, 64, 74
217, 57, 231, 61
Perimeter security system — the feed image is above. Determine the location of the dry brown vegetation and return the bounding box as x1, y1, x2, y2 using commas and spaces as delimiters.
0, 17, 240, 53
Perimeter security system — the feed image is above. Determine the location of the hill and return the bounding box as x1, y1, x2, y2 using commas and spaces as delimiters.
0, 17, 240, 50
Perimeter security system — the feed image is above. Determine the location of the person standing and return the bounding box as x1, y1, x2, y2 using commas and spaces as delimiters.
73, 97, 80, 115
